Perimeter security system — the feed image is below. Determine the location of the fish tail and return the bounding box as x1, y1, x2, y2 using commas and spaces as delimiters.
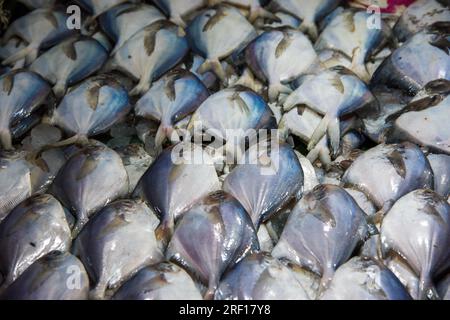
198, 58, 226, 84
71, 216, 88, 239
2, 45, 38, 66
43, 134, 82, 150
268, 83, 292, 103
170, 15, 187, 28
0, 129, 13, 150
248, 7, 281, 23
155, 219, 174, 247
419, 273, 440, 300
52, 81, 67, 98
299, 20, 318, 41
327, 116, 341, 157
318, 267, 335, 296
155, 123, 175, 149
351, 47, 371, 83
307, 113, 332, 151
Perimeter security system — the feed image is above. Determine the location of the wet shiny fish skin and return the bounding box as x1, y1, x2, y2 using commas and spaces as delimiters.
187, 5, 257, 84
135, 142, 220, 244
223, 142, 304, 228
1, 9, 75, 66
283, 67, 376, 155
393, 0, 450, 42
390, 95, 450, 155
320, 256, 412, 300
272, 184, 368, 291
0, 251, 89, 300
113, 262, 202, 300
109, 20, 189, 96
135, 69, 209, 148
166, 191, 259, 299
29, 36, 108, 98
371, 27, 450, 95
216, 252, 317, 300
73, 199, 163, 300
384, 254, 421, 300
0, 194, 71, 292
50, 74, 130, 143
380, 189, 450, 300
270, 0, 341, 40
342, 142, 434, 211
245, 28, 317, 102
0, 70, 51, 150
99, 3, 166, 55
315, 9, 391, 82
428, 154, 450, 198
153, 0, 206, 27
52, 145, 128, 236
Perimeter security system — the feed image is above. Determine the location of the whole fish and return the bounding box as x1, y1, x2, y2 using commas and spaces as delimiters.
283, 67, 376, 155
270, 0, 341, 40
0, 194, 71, 291
428, 154, 450, 198
342, 142, 434, 212
215, 252, 317, 300
223, 142, 304, 228
166, 191, 259, 299
0, 252, 89, 300
113, 262, 202, 300
29, 36, 108, 97
108, 20, 189, 95
48, 74, 130, 147
135, 142, 221, 244
99, 3, 166, 55
320, 257, 411, 300
371, 24, 450, 95
153, 0, 206, 27
380, 189, 450, 299
315, 9, 391, 82
135, 69, 209, 148
272, 184, 368, 291
1, 9, 75, 66
52, 145, 128, 236
245, 28, 317, 102
187, 5, 257, 84
0, 70, 51, 150
73, 199, 163, 299
394, 0, 450, 42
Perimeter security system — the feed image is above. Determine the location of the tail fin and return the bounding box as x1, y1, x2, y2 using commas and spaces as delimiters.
299, 20, 319, 41
419, 273, 440, 300
155, 124, 174, 149
52, 81, 67, 98
2, 45, 38, 66
155, 218, 174, 247
71, 216, 88, 239
351, 47, 371, 83
170, 15, 187, 28
197, 58, 226, 84
248, 7, 281, 23
308, 113, 334, 151
268, 83, 292, 103
130, 79, 151, 96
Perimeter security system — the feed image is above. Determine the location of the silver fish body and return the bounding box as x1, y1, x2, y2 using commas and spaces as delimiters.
428, 154, 450, 198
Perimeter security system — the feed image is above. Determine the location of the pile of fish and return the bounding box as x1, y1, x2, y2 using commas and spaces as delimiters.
0, 0, 449, 300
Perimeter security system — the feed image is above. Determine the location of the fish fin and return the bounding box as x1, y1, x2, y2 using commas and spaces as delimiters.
299, 20, 318, 41
419, 273, 440, 300
71, 217, 88, 238
38, 134, 82, 152
52, 81, 67, 98
62, 40, 77, 61
170, 15, 187, 28
275, 31, 293, 58
268, 83, 292, 103
155, 220, 173, 247
234, 68, 258, 91
319, 147, 332, 168
307, 113, 332, 151
0, 129, 12, 150
155, 124, 172, 148
130, 79, 152, 96
248, 7, 281, 23
386, 150, 406, 179
197, 58, 226, 84
2, 45, 38, 66
202, 7, 227, 32
327, 117, 340, 157
351, 47, 370, 83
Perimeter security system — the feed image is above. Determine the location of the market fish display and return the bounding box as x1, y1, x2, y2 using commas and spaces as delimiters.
166, 191, 259, 299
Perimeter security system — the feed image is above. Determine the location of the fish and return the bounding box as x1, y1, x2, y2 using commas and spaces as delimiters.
427, 154, 450, 198
270, 0, 341, 40
108, 20, 189, 96
112, 262, 202, 300
29, 36, 109, 97
51, 145, 129, 236
315, 9, 391, 82
283, 67, 377, 156
438, 273, 450, 300
49, 74, 130, 147
394, 0, 450, 42
72, 199, 163, 300
134, 142, 221, 245
223, 141, 304, 228
153, 0, 206, 27
135, 69, 209, 148
1, 8, 75, 66
166, 191, 259, 299
0, 37, 28, 69
384, 254, 421, 300
245, 28, 317, 102
0, 251, 89, 300
0, 70, 51, 150
187, 5, 257, 84
380, 189, 450, 299
99, 3, 166, 55
215, 252, 318, 300
371, 24, 450, 95
342, 142, 434, 212
0, 194, 71, 292
345, 187, 377, 217
320, 257, 412, 300
272, 184, 368, 291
